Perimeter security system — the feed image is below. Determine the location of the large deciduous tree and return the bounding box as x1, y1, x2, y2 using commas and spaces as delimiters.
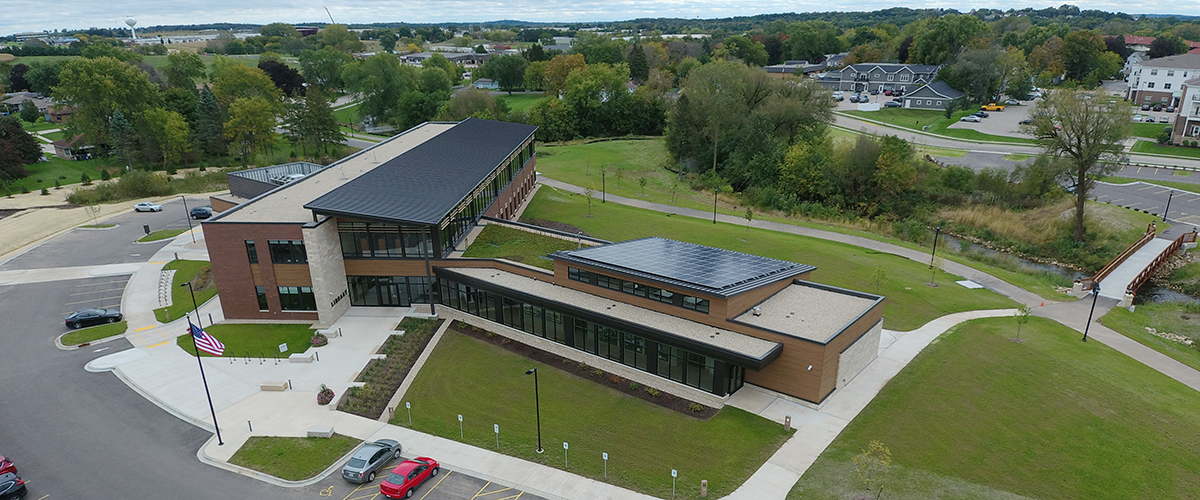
782, 21, 843, 63
164, 51, 206, 89
1147, 34, 1189, 59
282, 86, 344, 156
907, 14, 990, 65
52, 56, 158, 145
224, 96, 278, 166
8, 64, 31, 92
1023, 90, 1130, 241
480, 54, 529, 94
142, 108, 191, 169
258, 60, 306, 97
341, 54, 419, 128
210, 62, 283, 113
299, 47, 354, 91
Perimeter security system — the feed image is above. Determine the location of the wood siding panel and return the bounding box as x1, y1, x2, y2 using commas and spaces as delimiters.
273, 264, 313, 286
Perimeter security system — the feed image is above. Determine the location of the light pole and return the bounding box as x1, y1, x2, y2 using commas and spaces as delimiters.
525, 368, 543, 453
928, 225, 941, 269
1164, 190, 1175, 222
1082, 282, 1100, 342
182, 281, 223, 445
181, 195, 195, 243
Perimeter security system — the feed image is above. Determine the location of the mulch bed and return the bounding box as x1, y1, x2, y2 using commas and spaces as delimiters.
449, 320, 719, 419
518, 217, 591, 238
337, 317, 445, 419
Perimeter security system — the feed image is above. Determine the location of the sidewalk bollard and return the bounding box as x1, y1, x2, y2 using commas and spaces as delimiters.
288, 379, 292, 390
260, 352, 264, 364
603, 452, 608, 478
458, 414, 464, 440
165, 310, 170, 322
316, 351, 320, 362
564, 442, 569, 468
784, 415, 792, 432
701, 480, 707, 497
248, 420, 252, 432
494, 424, 499, 450
671, 469, 677, 498
208, 313, 213, 325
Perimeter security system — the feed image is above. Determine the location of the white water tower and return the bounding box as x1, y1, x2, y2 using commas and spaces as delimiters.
125, 17, 137, 40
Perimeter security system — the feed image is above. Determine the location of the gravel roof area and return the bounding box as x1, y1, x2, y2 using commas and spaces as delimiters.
734, 282, 879, 344
215, 123, 455, 223
450, 267, 782, 360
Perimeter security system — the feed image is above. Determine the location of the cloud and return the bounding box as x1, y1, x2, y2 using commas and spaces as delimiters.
2, 1, 1197, 36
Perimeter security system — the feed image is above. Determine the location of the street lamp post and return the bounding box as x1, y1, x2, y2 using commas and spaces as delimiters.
525, 368, 543, 453
1164, 190, 1175, 222
1082, 282, 1100, 342
929, 225, 941, 268
181, 195, 195, 243
182, 281, 223, 445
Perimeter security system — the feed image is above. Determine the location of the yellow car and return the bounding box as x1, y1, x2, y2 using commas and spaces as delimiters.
981, 103, 1005, 111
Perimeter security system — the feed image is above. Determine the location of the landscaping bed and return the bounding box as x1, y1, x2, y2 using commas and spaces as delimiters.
229, 434, 359, 481
60, 321, 128, 346
155, 260, 217, 323
337, 317, 444, 419
138, 228, 187, 242
450, 320, 718, 418
461, 224, 580, 270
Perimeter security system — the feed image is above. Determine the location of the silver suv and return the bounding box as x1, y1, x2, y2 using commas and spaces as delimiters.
342, 439, 401, 483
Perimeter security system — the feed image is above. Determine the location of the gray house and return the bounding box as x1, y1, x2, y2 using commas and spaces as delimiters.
815, 63, 939, 93
901, 81, 964, 110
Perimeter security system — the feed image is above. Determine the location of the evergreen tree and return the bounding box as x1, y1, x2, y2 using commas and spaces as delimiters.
627, 43, 649, 83
107, 110, 138, 167
194, 86, 225, 157
283, 86, 345, 156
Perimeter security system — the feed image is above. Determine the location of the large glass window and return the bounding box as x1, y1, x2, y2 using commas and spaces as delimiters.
568, 267, 711, 314
338, 223, 432, 259
347, 276, 432, 306
278, 286, 316, 311
268, 240, 307, 264
255, 286, 268, 310
245, 240, 258, 264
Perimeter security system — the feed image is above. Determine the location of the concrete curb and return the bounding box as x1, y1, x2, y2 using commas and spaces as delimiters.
90, 360, 218, 434
76, 224, 120, 231
379, 316, 453, 423
196, 436, 366, 488
54, 328, 131, 351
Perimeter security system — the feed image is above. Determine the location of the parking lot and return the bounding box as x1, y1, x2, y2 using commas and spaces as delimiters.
316, 464, 547, 500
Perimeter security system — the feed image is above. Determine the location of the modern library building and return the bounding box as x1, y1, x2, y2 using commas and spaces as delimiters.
203, 118, 884, 404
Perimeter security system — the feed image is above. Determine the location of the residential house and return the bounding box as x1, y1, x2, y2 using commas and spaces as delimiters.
815, 63, 939, 93
1171, 77, 1200, 143
1124, 51, 1148, 75
52, 134, 93, 160
473, 78, 499, 90
901, 81, 965, 110
1125, 35, 1156, 53
1126, 53, 1200, 107
1, 92, 49, 115
46, 105, 73, 124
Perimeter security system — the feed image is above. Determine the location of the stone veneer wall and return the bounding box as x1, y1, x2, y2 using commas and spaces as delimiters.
836, 319, 882, 390
302, 218, 351, 328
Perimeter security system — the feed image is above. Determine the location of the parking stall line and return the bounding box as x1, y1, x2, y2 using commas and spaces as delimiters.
471, 482, 493, 499
418, 470, 453, 500
64, 295, 123, 307
69, 287, 125, 297
493, 494, 523, 500
341, 483, 379, 500
71, 280, 127, 288
1138, 185, 1155, 191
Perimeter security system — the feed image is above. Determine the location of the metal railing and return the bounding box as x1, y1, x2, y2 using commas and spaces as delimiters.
1084, 222, 1159, 288
1126, 230, 1199, 298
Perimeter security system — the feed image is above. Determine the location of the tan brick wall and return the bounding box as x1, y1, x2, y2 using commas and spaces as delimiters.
302, 218, 351, 328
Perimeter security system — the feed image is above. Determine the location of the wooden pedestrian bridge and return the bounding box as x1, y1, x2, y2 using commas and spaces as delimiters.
1077, 223, 1198, 304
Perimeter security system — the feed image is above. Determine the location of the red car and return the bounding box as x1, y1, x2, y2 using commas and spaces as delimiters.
0, 455, 14, 476
379, 457, 439, 498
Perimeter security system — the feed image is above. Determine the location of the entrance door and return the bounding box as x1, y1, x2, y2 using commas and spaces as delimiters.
382, 279, 410, 307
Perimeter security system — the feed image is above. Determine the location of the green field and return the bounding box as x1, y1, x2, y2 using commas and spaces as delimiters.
20, 118, 61, 133
230, 434, 360, 481
176, 323, 316, 358
334, 102, 361, 124
139, 228, 188, 242
461, 224, 579, 270
522, 189, 1016, 330
154, 260, 218, 323
1132, 140, 1200, 159
8, 157, 111, 191
396, 329, 791, 499
1131, 122, 1173, 139
496, 93, 544, 112
790, 316, 1200, 499
1103, 302, 1200, 372
842, 108, 1039, 145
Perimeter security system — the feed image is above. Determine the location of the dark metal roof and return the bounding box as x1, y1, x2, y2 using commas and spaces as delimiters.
552, 237, 815, 298
304, 118, 536, 225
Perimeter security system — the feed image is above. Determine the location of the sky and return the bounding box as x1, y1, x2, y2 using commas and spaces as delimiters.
4, 1, 1197, 37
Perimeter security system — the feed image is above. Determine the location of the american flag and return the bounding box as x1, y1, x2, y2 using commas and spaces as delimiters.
188, 321, 225, 356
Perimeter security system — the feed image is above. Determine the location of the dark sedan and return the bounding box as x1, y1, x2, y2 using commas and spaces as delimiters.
190, 206, 213, 219
0, 473, 26, 500
65, 308, 123, 329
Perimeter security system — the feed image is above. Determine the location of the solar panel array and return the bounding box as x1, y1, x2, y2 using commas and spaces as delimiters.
565, 238, 801, 292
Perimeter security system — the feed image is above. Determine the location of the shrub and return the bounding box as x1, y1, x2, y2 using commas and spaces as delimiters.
80, 173, 91, 185
100, 170, 111, 181
199, 165, 207, 172
317, 384, 335, 405
688, 402, 704, 413
35, 178, 42, 183
311, 333, 328, 347
20, 184, 29, 194
645, 387, 660, 397
40, 187, 49, 195
54, 179, 60, 189
630, 382, 640, 391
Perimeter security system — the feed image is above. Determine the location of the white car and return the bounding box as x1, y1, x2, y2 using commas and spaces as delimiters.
959, 115, 982, 123
134, 202, 163, 212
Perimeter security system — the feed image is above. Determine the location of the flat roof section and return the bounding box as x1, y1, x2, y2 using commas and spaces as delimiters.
304, 118, 537, 225
444, 267, 783, 366
215, 123, 456, 223
553, 237, 815, 298
734, 281, 881, 344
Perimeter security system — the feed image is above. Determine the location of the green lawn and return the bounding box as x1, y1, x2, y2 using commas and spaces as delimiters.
60, 321, 128, 346
397, 330, 791, 499
334, 102, 361, 124
176, 323, 316, 358
1131, 140, 1200, 159
461, 224, 579, 270
1099, 176, 1200, 194
154, 260, 218, 323
20, 118, 60, 133
1103, 303, 1200, 372
495, 93, 544, 112
1003, 153, 1037, 161
229, 434, 360, 481
40, 130, 65, 142
1131, 122, 1173, 139
841, 108, 1039, 145
139, 228, 187, 242
790, 316, 1200, 499
12, 157, 111, 191
523, 189, 1015, 330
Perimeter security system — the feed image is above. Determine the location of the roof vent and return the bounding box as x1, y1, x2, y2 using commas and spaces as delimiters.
752, 306, 762, 316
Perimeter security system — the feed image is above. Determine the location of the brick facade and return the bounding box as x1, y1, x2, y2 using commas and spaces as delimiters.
202, 221, 319, 323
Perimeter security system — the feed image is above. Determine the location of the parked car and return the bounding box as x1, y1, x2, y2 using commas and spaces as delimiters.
831, 92, 843, 101
0, 455, 14, 476
959, 115, 982, 123
65, 307, 123, 329
1153, 104, 1164, 112
893, 89, 905, 96
884, 101, 902, 108
1019, 118, 1035, 125
190, 206, 213, 219
981, 103, 1005, 111
848, 93, 864, 103
343, 439, 402, 483
868, 88, 879, 95
972, 111, 989, 118
1004, 99, 1021, 105
1159, 116, 1171, 123
1166, 107, 1176, 113
883, 89, 893, 96
134, 202, 163, 212
380, 457, 440, 499
0, 473, 26, 500
1141, 104, 1152, 111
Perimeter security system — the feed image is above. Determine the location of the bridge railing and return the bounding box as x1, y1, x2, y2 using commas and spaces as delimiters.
1083, 222, 1159, 289
1126, 230, 1199, 298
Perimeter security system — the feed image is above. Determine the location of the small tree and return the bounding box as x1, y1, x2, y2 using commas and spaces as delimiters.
80, 173, 92, 185
19, 100, 40, 123
638, 176, 648, 196
584, 184, 595, 215
670, 176, 682, 202
871, 265, 888, 295
744, 207, 753, 230
54, 179, 61, 189
929, 255, 945, 286
1015, 303, 1032, 339
613, 166, 625, 187
852, 441, 892, 495
100, 169, 111, 181
84, 204, 101, 227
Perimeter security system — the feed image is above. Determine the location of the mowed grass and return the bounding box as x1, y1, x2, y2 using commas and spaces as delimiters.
1132, 140, 1200, 159
1131, 122, 1173, 139
229, 434, 359, 481
396, 330, 791, 499
176, 323, 315, 358
138, 228, 187, 242
461, 224, 579, 270
495, 92, 544, 112
12, 157, 111, 190
1103, 302, 1200, 372
334, 102, 361, 124
523, 189, 1016, 330
842, 108, 1039, 144
60, 321, 128, 346
790, 316, 1200, 499
154, 260, 218, 323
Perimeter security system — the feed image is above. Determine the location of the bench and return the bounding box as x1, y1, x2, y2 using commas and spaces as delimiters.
260, 381, 288, 392
307, 425, 334, 438
289, 353, 314, 363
